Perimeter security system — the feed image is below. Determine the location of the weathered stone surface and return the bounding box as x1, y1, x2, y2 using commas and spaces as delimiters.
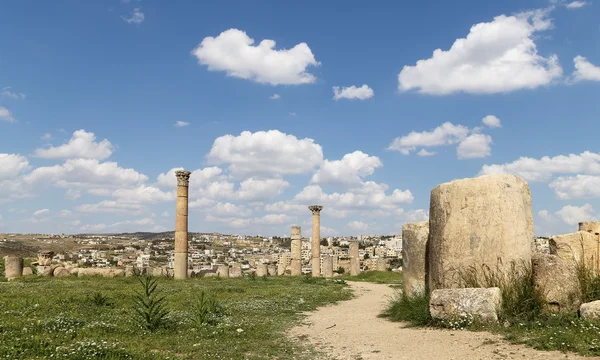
75, 268, 125, 277
532, 254, 581, 312
550, 231, 598, 271
349, 241, 360, 276
267, 264, 277, 276
174, 170, 191, 280
580, 300, 600, 321
22, 267, 33, 276
4, 256, 23, 280
402, 221, 429, 297
579, 222, 600, 235
429, 287, 502, 323
309, 205, 323, 277
256, 263, 268, 277
428, 174, 534, 290
376, 257, 387, 271
217, 265, 229, 278
53, 267, 71, 277
323, 256, 334, 278
230, 263, 242, 278
125, 266, 134, 277
39, 265, 57, 277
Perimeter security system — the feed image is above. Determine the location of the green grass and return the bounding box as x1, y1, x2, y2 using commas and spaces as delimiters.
340, 271, 403, 284
0, 275, 352, 359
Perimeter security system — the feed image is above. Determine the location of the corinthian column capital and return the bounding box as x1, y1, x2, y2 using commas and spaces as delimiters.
308, 205, 323, 215
175, 170, 191, 187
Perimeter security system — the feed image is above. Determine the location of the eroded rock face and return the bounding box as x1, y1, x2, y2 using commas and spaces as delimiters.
580, 300, 600, 321
550, 231, 598, 272
532, 254, 581, 312
429, 287, 502, 323
402, 221, 429, 297
428, 174, 534, 291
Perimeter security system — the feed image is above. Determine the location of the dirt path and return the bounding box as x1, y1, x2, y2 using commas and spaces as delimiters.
288, 281, 597, 360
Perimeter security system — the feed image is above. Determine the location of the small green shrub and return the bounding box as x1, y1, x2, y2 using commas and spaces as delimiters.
380, 290, 431, 326
88, 291, 112, 307
193, 291, 226, 327
577, 262, 600, 303
130, 275, 170, 331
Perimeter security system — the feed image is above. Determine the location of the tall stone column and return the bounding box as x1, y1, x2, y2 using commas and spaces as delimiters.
349, 240, 360, 276
309, 205, 323, 277
174, 170, 191, 280
291, 225, 302, 276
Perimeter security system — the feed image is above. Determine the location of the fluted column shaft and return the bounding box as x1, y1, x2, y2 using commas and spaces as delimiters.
309, 205, 323, 277
290, 226, 302, 276
174, 170, 191, 280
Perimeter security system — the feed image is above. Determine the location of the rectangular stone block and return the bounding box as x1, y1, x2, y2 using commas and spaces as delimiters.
402, 221, 429, 297
429, 287, 502, 323
550, 231, 598, 272
532, 254, 581, 312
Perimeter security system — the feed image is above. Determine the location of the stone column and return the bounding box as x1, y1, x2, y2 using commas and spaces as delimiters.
376, 257, 387, 271
256, 263, 268, 277
349, 240, 360, 276
291, 225, 302, 276
217, 264, 229, 278
174, 170, 191, 280
323, 256, 334, 278
277, 253, 289, 276
402, 221, 429, 297
309, 205, 323, 277
4, 256, 23, 280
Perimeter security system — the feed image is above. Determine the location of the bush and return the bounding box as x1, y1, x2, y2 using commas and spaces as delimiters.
380, 290, 431, 326
577, 262, 600, 303
88, 291, 112, 307
130, 275, 170, 331
193, 291, 226, 327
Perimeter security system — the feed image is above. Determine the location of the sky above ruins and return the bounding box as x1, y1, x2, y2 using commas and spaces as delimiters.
1, 0, 599, 236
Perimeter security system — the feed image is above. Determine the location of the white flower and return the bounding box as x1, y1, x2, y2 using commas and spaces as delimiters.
236, 328, 244, 333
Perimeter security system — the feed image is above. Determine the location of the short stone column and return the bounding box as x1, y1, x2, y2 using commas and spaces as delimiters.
217, 264, 229, 278
256, 263, 268, 277
309, 205, 323, 277
323, 256, 334, 278
230, 263, 242, 278
4, 256, 23, 280
402, 221, 429, 297
349, 240, 360, 276
174, 170, 191, 280
268, 264, 277, 276
291, 226, 302, 276
277, 253, 289, 276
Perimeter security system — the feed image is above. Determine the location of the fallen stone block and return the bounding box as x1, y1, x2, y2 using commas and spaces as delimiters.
429, 287, 502, 323
550, 231, 598, 271
53, 267, 71, 277
532, 254, 581, 312
580, 300, 600, 321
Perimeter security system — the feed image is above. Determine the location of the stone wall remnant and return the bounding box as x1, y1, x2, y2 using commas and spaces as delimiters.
402, 221, 429, 297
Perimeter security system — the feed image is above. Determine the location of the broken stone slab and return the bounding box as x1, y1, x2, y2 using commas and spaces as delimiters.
429, 287, 502, 323
580, 300, 600, 321
532, 254, 581, 312
428, 174, 534, 291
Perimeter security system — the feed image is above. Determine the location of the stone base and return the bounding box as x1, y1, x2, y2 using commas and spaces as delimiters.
174, 253, 188, 279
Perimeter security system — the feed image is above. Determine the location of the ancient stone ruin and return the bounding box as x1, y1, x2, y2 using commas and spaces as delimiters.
290, 225, 302, 276
174, 170, 191, 280
349, 240, 360, 276
401, 220, 429, 297
309, 205, 323, 277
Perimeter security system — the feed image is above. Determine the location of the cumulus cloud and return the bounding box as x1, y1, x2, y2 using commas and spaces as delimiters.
295, 182, 413, 210
33, 130, 114, 160
480, 151, 600, 182
76, 201, 144, 214
456, 133, 492, 159
566, 1, 587, 8
236, 178, 289, 201
207, 130, 323, 177
192, 28, 319, 85
571, 56, 600, 83
156, 167, 223, 189
1, 87, 25, 100
175, 121, 190, 127
482, 115, 502, 128
332, 84, 374, 100
0, 106, 15, 123
348, 220, 369, 231
555, 204, 596, 225
311, 151, 382, 187
122, 8, 144, 24
388, 122, 470, 155
65, 189, 81, 200
398, 9, 562, 94
0, 154, 30, 180
33, 209, 50, 217
417, 149, 436, 157
549, 175, 600, 199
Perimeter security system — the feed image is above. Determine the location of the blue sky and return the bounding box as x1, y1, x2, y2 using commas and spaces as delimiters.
1, 0, 599, 236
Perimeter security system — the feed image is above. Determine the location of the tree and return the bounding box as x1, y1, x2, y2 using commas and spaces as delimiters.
320, 239, 328, 246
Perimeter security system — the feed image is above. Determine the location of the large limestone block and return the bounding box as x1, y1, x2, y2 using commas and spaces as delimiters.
532, 254, 581, 312
53, 267, 71, 277
267, 264, 277, 276
4, 256, 23, 280
230, 264, 242, 278
429, 287, 502, 323
579, 222, 600, 235
256, 263, 268, 277
549, 231, 598, 271
580, 300, 600, 321
217, 265, 229, 278
22, 267, 33, 276
402, 221, 429, 297
428, 174, 534, 290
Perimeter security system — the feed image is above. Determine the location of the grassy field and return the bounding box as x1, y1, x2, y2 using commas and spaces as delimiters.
0, 275, 352, 359
340, 270, 402, 284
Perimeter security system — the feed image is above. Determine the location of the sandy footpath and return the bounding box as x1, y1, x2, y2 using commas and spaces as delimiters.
288, 281, 598, 360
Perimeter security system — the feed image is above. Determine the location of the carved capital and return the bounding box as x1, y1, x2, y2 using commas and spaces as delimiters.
308, 205, 323, 215
175, 170, 191, 187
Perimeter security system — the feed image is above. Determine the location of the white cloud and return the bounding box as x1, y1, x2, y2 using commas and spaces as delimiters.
571, 56, 600, 82
479, 151, 600, 182
1, 87, 25, 100
236, 178, 289, 201
456, 133, 492, 159
33, 209, 49, 216
417, 149, 437, 157
76, 201, 144, 214
566, 1, 587, 9
398, 9, 562, 94
332, 84, 374, 100
207, 130, 323, 177
348, 220, 368, 231
269, 94, 281, 100
41, 133, 52, 140
388, 122, 470, 155
33, 130, 114, 160
59, 210, 72, 217
482, 115, 502, 128
311, 151, 382, 186
254, 213, 294, 225
555, 204, 596, 225
65, 189, 81, 200
80, 223, 107, 232
0, 106, 15, 123
295, 182, 413, 210
549, 175, 600, 199
209, 202, 252, 217
112, 185, 174, 204
122, 8, 144, 24
156, 167, 223, 189
192, 28, 319, 85
175, 121, 190, 127
0, 154, 30, 180
264, 201, 306, 214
